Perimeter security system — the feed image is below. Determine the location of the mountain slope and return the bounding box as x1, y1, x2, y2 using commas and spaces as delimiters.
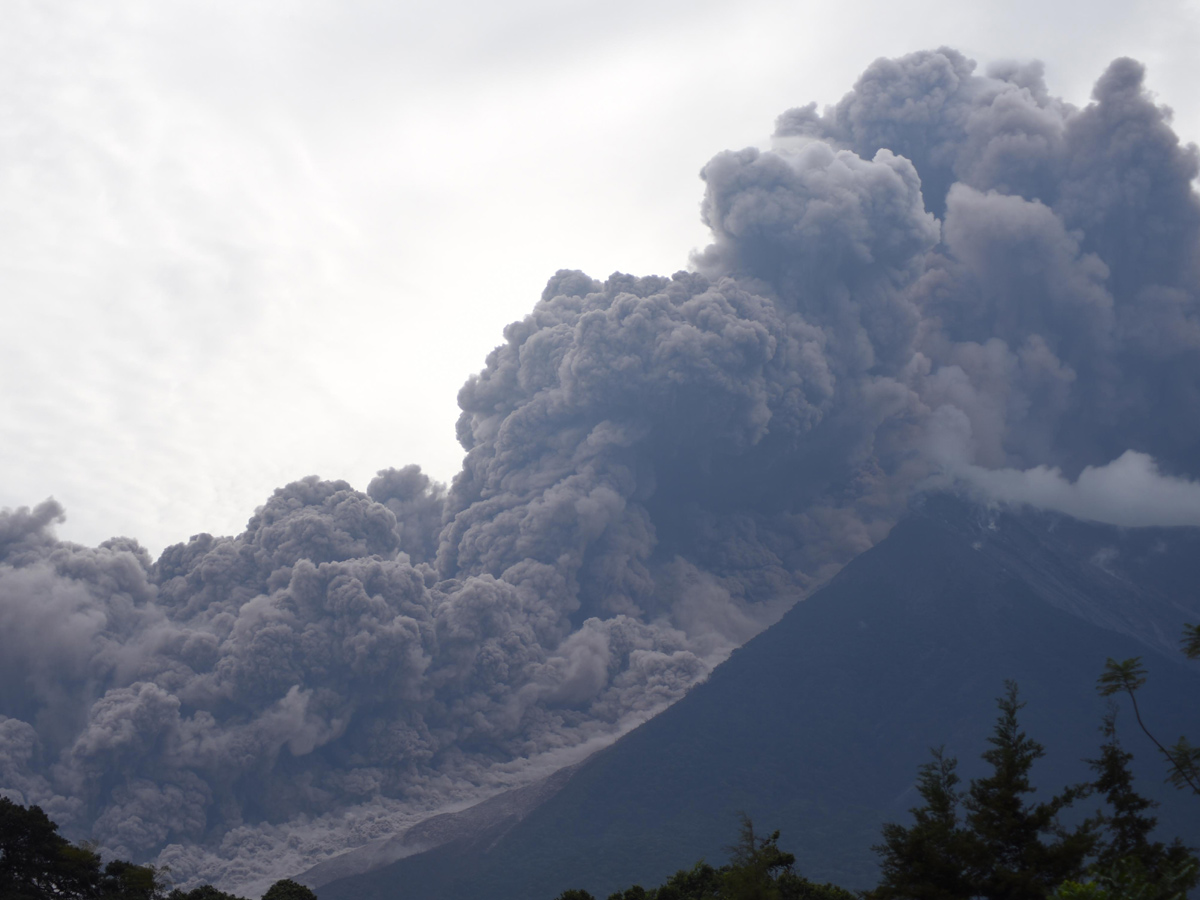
318, 496, 1200, 900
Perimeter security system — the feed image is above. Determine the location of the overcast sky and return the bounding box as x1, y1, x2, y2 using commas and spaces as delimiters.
3, 0, 1198, 554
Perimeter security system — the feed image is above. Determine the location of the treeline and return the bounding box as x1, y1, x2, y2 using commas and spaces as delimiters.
556, 817, 855, 900
554, 675, 1199, 900
0, 797, 317, 900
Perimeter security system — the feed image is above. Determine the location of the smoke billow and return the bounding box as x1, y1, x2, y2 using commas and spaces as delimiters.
2, 48, 1199, 892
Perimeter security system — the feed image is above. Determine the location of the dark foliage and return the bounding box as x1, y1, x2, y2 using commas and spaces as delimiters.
555, 817, 854, 900
873, 683, 1095, 899
262, 879, 319, 900
1098, 624, 1200, 795
1073, 709, 1200, 899
166, 887, 250, 900
1, 798, 96, 900
871, 748, 974, 900
962, 682, 1094, 898
872, 681, 1200, 900
0, 796, 268, 900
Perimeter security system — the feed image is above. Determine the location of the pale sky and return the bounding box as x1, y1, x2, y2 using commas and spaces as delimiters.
4, 0, 1199, 555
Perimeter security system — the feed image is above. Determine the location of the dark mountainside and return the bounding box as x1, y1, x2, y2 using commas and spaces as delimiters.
317, 495, 1200, 900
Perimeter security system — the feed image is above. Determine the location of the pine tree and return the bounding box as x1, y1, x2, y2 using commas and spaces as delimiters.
1090, 708, 1159, 869
871, 747, 974, 900
963, 682, 1093, 899
1078, 708, 1200, 900
872, 682, 1094, 900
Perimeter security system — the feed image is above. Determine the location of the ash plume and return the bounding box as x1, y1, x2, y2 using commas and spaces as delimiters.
2, 47, 1199, 893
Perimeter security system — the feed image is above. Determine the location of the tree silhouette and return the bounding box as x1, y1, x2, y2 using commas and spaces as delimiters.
1097, 624, 1200, 796
1, 797, 103, 900
872, 682, 1093, 900
262, 879, 318, 900
1050, 709, 1200, 900
0, 796, 250, 900
166, 887, 248, 900
872, 747, 974, 899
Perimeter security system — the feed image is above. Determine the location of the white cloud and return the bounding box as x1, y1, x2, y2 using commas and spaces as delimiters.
952, 450, 1200, 527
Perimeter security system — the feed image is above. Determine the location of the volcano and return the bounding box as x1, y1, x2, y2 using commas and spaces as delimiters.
312, 495, 1200, 900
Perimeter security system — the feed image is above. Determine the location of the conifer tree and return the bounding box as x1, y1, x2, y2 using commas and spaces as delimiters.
1090, 709, 1161, 868
871, 747, 974, 900
1071, 708, 1200, 900
962, 682, 1093, 899
872, 682, 1093, 900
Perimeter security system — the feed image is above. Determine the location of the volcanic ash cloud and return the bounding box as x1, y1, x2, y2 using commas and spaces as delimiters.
1, 47, 1199, 891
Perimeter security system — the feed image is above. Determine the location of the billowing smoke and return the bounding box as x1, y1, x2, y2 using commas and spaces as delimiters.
2, 47, 1199, 893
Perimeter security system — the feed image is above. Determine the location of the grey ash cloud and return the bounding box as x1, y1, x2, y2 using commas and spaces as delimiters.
2, 46, 1199, 891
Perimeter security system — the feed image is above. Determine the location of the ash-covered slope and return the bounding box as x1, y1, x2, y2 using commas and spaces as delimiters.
317, 495, 1200, 900
299, 762, 580, 888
